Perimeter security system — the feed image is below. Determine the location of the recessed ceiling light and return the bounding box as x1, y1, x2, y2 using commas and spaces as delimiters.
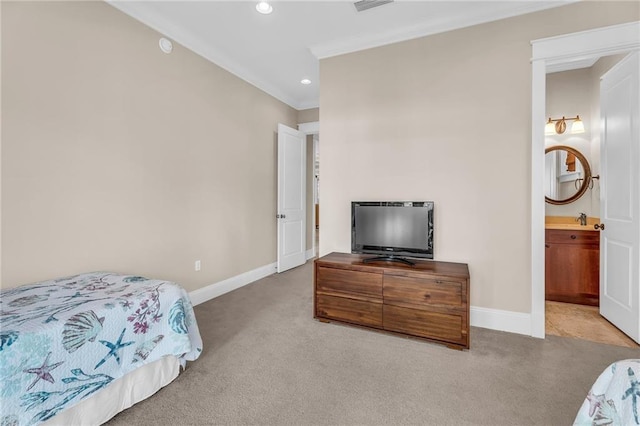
301, 78, 312, 85
256, 2, 273, 14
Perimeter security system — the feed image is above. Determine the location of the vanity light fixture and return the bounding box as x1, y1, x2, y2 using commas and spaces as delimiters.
570, 116, 585, 134
256, 1, 273, 14
545, 115, 585, 135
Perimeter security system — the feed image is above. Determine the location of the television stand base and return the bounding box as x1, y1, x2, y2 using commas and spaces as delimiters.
362, 255, 416, 266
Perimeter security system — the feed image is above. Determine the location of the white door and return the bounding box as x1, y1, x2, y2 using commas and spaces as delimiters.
277, 123, 306, 273
599, 52, 640, 343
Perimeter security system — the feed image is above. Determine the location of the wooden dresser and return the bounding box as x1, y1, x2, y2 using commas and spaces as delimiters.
545, 228, 600, 306
314, 252, 470, 350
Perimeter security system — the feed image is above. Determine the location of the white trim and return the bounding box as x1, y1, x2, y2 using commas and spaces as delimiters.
532, 21, 640, 70
470, 306, 532, 336
106, 1, 301, 109
187, 262, 531, 335
546, 57, 598, 74
298, 120, 320, 263
188, 262, 276, 306
531, 58, 547, 339
306, 248, 316, 261
530, 21, 640, 339
310, 2, 576, 60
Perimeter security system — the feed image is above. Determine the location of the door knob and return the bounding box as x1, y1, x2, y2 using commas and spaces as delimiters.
594, 223, 605, 230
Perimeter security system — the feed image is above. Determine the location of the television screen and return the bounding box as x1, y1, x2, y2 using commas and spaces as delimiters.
351, 201, 434, 261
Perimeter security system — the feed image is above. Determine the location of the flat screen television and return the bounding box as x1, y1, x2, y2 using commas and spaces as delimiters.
351, 201, 434, 265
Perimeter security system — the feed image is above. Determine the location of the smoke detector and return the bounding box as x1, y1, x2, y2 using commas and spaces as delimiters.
353, 0, 394, 12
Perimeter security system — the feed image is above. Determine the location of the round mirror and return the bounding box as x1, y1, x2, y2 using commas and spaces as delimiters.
545, 145, 592, 205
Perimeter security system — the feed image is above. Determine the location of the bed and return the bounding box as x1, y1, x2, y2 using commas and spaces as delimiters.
574, 359, 640, 425
0, 272, 202, 426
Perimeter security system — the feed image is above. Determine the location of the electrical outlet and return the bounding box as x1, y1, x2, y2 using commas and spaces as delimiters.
195, 260, 201, 272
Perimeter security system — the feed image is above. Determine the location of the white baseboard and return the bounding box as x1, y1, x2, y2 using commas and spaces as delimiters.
188, 262, 534, 337
189, 262, 277, 306
306, 248, 316, 260
470, 306, 532, 336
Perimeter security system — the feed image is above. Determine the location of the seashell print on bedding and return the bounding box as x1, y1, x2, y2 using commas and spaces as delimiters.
62, 311, 105, 353
0, 272, 202, 425
0, 331, 19, 352
168, 299, 189, 334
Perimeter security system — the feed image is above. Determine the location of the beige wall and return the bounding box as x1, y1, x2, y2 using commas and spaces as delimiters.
319, 1, 639, 313
298, 108, 319, 124
1, 1, 298, 290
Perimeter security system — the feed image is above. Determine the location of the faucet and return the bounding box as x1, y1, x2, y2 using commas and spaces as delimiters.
576, 212, 587, 226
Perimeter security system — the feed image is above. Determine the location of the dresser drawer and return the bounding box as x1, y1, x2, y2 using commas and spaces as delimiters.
316, 294, 382, 328
545, 229, 600, 245
383, 305, 465, 343
316, 266, 382, 300
383, 274, 463, 309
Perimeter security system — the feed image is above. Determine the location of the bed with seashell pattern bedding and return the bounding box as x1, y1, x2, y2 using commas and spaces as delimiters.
0, 272, 202, 426
574, 359, 640, 425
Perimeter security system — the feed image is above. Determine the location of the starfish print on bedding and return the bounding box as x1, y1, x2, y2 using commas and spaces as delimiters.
23, 352, 64, 391
622, 367, 640, 424
94, 328, 134, 370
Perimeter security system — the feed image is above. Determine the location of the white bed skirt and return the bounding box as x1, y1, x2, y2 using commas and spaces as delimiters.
42, 355, 180, 426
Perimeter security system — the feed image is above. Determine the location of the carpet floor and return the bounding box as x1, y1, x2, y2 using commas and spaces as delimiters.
107, 260, 639, 425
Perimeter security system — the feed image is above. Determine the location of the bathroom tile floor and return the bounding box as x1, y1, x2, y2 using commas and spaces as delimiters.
546, 301, 639, 348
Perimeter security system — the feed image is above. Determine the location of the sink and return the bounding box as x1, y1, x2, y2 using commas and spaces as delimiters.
545, 215, 599, 231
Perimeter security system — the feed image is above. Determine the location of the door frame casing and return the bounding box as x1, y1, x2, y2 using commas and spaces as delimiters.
530, 21, 640, 338
298, 121, 319, 259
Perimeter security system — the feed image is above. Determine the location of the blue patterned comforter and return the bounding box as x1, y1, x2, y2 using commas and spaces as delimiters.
0, 272, 203, 426
574, 359, 640, 425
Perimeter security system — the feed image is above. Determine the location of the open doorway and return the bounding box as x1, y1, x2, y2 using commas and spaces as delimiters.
313, 135, 319, 257
543, 54, 638, 348
298, 121, 319, 260
531, 22, 640, 343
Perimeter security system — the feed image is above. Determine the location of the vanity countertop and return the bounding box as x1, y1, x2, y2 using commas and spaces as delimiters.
545, 216, 599, 231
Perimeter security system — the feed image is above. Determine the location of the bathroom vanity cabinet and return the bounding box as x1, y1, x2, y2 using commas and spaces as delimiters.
545, 228, 600, 306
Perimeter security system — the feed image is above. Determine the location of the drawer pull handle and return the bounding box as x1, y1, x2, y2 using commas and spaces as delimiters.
436, 280, 443, 284
545, 244, 550, 248
571, 235, 577, 239
594, 223, 605, 230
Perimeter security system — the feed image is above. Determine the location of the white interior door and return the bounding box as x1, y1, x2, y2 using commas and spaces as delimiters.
599, 52, 640, 343
277, 123, 306, 273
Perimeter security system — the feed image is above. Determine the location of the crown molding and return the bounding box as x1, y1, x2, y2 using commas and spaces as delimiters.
106, 1, 308, 110
310, 1, 576, 59
546, 57, 599, 74
532, 21, 640, 64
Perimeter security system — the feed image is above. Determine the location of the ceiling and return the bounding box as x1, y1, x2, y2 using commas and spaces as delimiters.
108, 1, 574, 110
